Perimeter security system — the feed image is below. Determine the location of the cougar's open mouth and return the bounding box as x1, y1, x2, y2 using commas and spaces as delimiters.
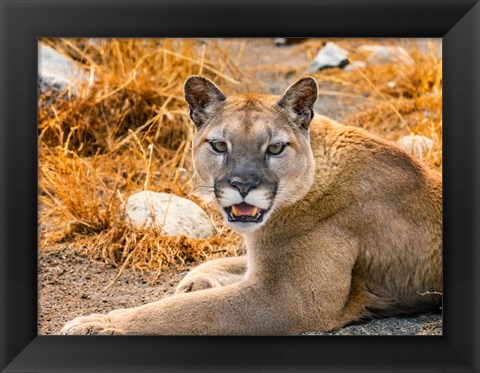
225, 202, 265, 223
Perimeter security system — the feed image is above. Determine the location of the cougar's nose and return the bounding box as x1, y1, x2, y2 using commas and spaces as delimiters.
229, 177, 260, 198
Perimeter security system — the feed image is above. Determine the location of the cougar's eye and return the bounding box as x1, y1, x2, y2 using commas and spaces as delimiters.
267, 143, 286, 155
210, 141, 228, 153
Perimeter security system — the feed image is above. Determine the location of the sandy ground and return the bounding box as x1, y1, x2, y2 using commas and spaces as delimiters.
38, 38, 442, 336
38, 245, 441, 335
39, 246, 185, 334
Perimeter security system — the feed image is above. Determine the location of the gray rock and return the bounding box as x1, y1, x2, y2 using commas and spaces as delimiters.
359, 45, 415, 66
301, 313, 442, 335
308, 42, 349, 72
125, 191, 216, 239
38, 44, 86, 93
397, 135, 434, 159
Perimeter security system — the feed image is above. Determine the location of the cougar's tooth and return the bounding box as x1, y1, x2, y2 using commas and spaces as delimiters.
250, 207, 258, 217
231, 205, 239, 216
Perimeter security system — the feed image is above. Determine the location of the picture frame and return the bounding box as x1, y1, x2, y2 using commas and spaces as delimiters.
1, 0, 479, 372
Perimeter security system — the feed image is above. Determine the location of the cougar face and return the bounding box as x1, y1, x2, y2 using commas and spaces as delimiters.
185, 76, 317, 233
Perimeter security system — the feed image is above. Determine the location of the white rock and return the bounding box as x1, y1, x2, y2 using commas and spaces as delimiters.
387, 81, 397, 88
125, 191, 216, 239
359, 45, 415, 66
38, 44, 86, 92
397, 135, 434, 159
308, 42, 349, 72
274, 38, 288, 47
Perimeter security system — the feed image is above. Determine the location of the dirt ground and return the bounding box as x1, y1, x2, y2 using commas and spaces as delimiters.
39, 245, 185, 334
38, 245, 441, 335
38, 38, 442, 336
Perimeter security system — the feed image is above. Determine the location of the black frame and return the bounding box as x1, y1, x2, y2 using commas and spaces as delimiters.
1, 0, 479, 372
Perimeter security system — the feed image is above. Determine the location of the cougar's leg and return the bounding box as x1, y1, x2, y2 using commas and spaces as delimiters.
175, 256, 247, 294
61, 280, 298, 335
60, 230, 360, 335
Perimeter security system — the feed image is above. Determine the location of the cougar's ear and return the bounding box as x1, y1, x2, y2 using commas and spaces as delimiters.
184, 76, 226, 128
277, 77, 318, 130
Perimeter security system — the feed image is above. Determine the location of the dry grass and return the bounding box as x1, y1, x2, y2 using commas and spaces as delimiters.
38, 38, 442, 280
39, 39, 244, 279
299, 39, 442, 170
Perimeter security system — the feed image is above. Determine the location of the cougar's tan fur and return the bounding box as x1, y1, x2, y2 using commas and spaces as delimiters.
61, 77, 442, 335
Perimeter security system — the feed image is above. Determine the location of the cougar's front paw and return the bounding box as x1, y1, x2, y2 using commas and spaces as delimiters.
60, 313, 126, 335
175, 276, 216, 294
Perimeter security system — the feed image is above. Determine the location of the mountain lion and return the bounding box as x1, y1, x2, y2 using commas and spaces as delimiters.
61, 76, 442, 335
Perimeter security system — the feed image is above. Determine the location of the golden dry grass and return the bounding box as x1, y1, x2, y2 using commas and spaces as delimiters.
38, 38, 442, 280
300, 39, 442, 169
39, 39, 244, 280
